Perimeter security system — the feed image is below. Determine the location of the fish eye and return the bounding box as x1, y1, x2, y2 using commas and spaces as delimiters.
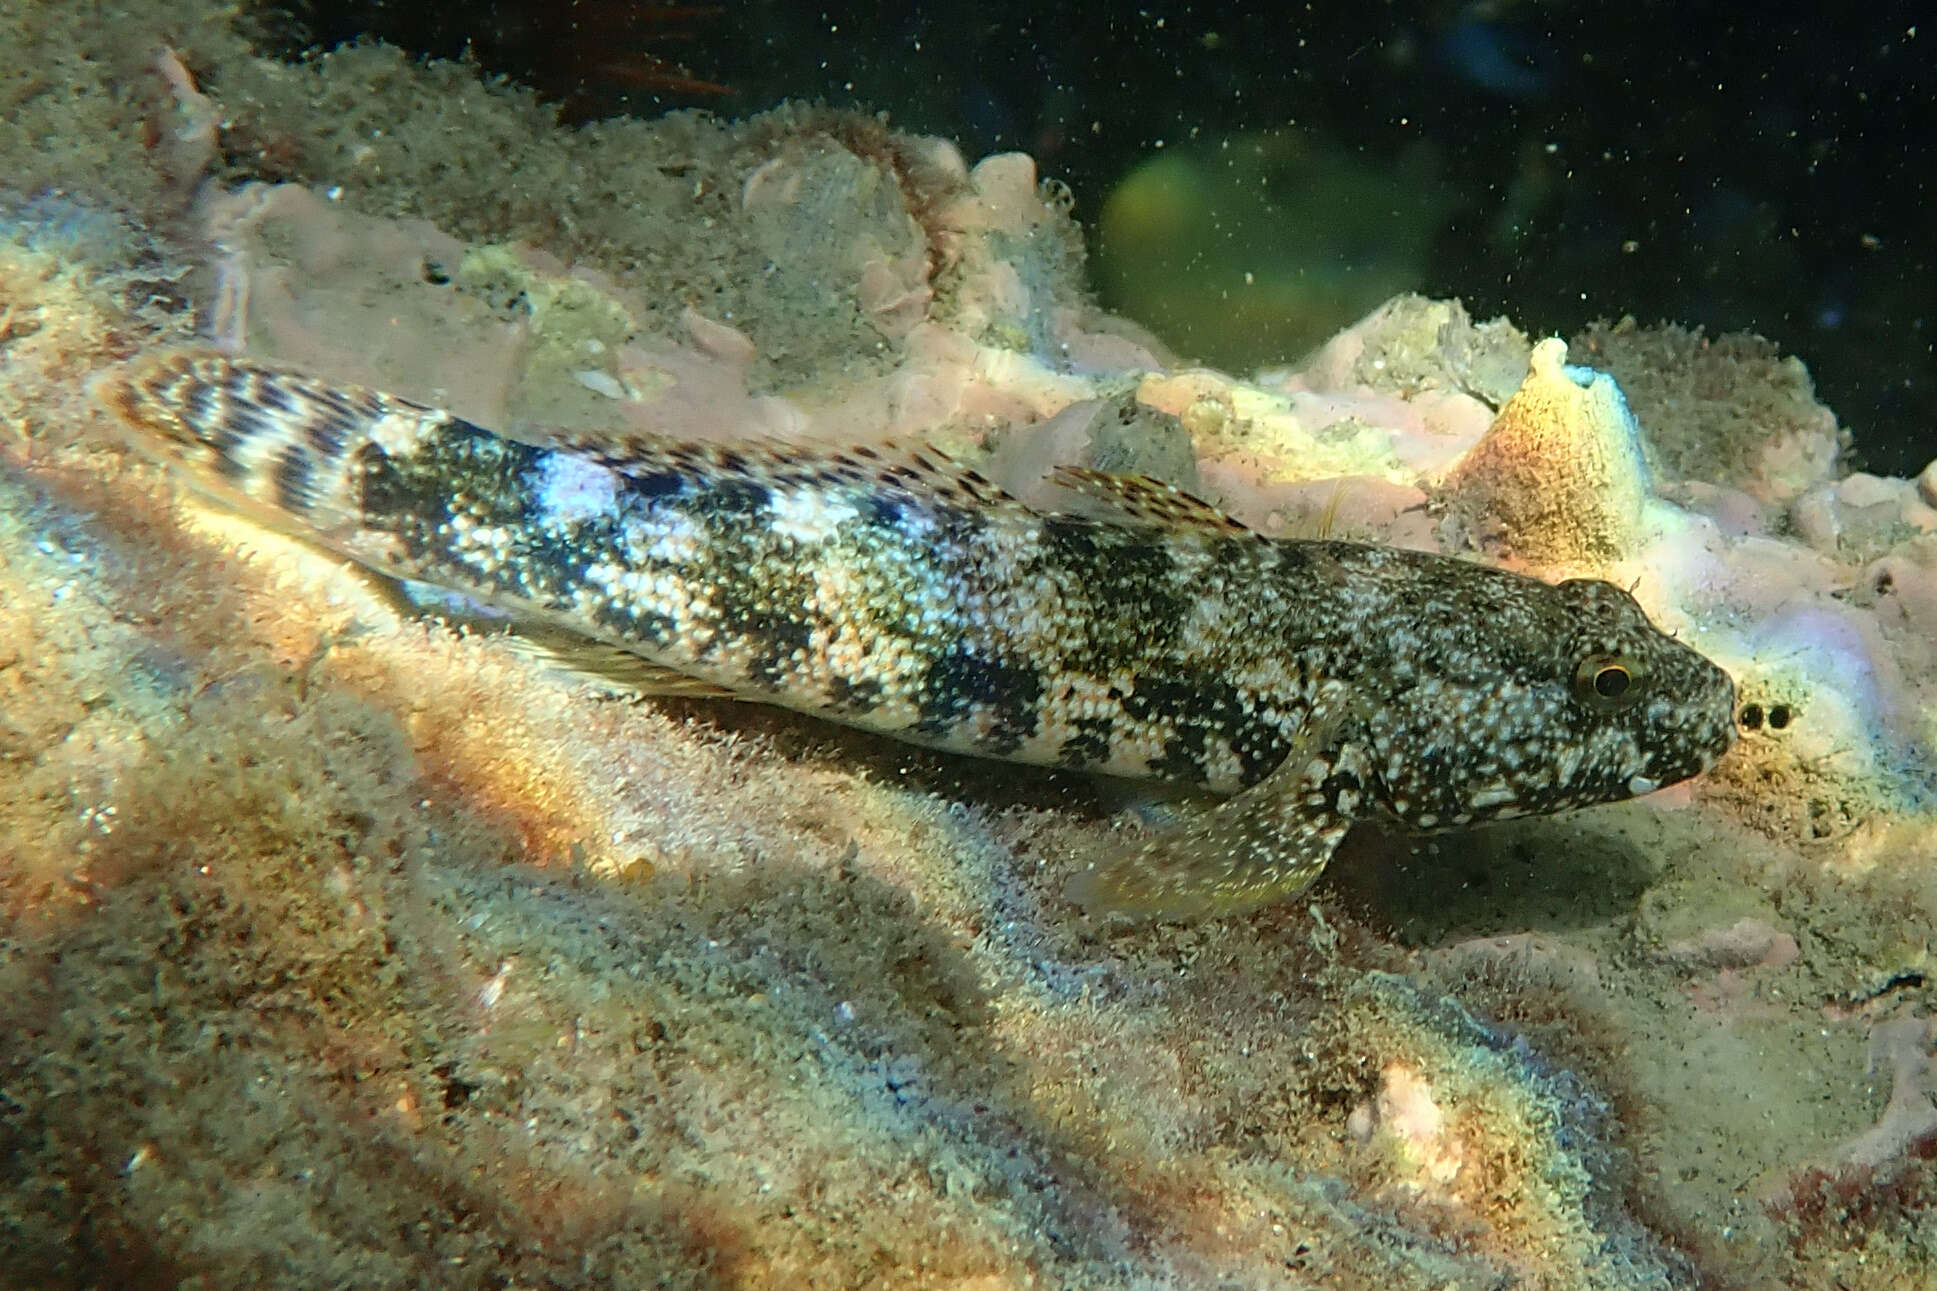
1572, 652, 1648, 712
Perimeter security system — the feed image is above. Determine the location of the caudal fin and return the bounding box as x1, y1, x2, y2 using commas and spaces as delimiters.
93, 349, 448, 538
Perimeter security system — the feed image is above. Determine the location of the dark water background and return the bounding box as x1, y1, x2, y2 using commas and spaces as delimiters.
276, 0, 1934, 478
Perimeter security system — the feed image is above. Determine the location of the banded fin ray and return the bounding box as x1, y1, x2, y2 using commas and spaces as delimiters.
1048, 465, 1256, 538
542, 429, 1026, 514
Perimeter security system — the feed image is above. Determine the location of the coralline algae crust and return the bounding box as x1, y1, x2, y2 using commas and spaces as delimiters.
1444, 336, 1652, 568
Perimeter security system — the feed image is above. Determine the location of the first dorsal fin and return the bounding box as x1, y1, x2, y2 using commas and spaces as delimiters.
872, 438, 1022, 508
1049, 465, 1255, 538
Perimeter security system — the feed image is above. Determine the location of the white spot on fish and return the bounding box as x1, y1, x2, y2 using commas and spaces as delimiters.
1467, 782, 1517, 810
768, 488, 857, 545
1626, 774, 1659, 795
630, 511, 706, 564
368, 409, 438, 456
532, 451, 619, 526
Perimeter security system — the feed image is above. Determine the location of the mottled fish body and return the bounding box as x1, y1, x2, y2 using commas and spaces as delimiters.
99, 350, 1737, 918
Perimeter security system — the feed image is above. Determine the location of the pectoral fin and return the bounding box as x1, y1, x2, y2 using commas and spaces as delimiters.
1066, 687, 1360, 921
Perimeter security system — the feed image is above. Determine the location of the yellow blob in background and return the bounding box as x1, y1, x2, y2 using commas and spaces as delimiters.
1095, 130, 1456, 371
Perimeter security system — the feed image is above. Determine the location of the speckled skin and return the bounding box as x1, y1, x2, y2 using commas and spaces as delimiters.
99, 351, 1738, 917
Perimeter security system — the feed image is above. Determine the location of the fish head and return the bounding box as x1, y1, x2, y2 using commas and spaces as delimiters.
1362, 573, 1737, 829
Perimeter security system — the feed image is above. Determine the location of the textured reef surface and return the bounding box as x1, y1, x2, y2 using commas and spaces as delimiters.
3, 5, 1936, 1288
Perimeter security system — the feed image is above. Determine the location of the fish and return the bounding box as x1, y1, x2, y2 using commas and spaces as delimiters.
96, 349, 1739, 919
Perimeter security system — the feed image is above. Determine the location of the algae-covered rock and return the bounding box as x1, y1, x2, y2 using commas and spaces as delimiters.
5, 4, 1937, 1288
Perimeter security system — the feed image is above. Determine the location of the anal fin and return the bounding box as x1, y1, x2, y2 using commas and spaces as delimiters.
379, 574, 744, 699
1066, 686, 1359, 920
498, 627, 744, 698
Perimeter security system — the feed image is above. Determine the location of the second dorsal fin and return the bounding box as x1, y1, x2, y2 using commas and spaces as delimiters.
1049, 465, 1255, 537
537, 429, 1027, 513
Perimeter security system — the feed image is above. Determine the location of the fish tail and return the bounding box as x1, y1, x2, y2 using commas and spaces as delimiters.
94, 349, 451, 539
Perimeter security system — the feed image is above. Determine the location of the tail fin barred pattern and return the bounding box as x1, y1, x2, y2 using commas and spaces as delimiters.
96, 350, 466, 544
